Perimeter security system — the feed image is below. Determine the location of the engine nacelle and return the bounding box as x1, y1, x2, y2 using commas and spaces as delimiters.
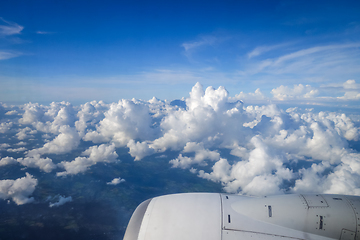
124, 193, 360, 240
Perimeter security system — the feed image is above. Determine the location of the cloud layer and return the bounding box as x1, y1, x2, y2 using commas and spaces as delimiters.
0, 82, 360, 204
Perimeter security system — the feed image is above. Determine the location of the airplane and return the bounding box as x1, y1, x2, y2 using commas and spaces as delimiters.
123, 193, 360, 240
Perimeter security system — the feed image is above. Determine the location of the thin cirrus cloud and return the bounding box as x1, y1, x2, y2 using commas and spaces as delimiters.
241, 42, 360, 77
36, 31, 55, 35
0, 51, 22, 60
181, 35, 221, 61
0, 18, 24, 61
0, 17, 23, 36
247, 42, 294, 59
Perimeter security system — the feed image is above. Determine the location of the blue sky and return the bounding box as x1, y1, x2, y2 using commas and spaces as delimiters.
0, 0, 360, 105
2, 0, 360, 212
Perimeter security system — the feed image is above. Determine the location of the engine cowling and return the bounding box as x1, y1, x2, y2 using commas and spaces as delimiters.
124, 193, 360, 240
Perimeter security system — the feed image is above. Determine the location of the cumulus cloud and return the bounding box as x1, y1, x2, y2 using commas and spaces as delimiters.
84, 99, 155, 146
16, 141, 27, 146
170, 142, 220, 169
127, 140, 154, 161
0, 121, 13, 133
231, 88, 266, 103
271, 84, 319, 100
5, 110, 18, 115
27, 125, 80, 156
0, 143, 10, 150
149, 83, 248, 153
16, 127, 37, 140
17, 155, 56, 173
1, 82, 360, 197
337, 80, 360, 100
198, 136, 293, 196
75, 101, 107, 137
150, 83, 359, 196
7, 147, 26, 152
57, 143, 118, 176
107, 177, 125, 185
19, 102, 77, 134
49, 196, 72, 207
0, 157, 17, 167
0, 173, 37, 205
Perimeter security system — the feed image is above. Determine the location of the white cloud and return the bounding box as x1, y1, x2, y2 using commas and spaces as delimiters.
271, 84, 319, 100
231, 88, 266, 102
127, 140, 154, 161
1, 82, 359, 197
155, 83, 360, 195
7, 147, 26, 152
19, 102, 77, 134
16, 127, 37, 140
17, 154, 56, 173
0, 18, 23, 36
57, 143, 118, 176
0, 143, 10, 150
247, 43, 291, 58
75, 101, 107, 137
27, 125, 80, 156
0, 51, 22, 60
49, 196, 72, 207
16, 141, 27, 146
0, 18, 24, 61
292, 161, 330, 193
0, 173, 37, 205
0, 121, 13, 133
19, 103, 46, 125
337, 80, 360, 100
182, 36, 217, 54
242, 43, 360, 81
0, 157, 17, 167
107, 177, 125, 185
36, 31, 54, 35
292, 153, 360, 195
170, 142, 220, 169
5, 110, 18, 115
343, 79, 360, 90
84, 99, 155, 146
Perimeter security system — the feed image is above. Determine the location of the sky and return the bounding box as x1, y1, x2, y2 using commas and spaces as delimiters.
1, 0, 360, 211
0, 0, 360, 105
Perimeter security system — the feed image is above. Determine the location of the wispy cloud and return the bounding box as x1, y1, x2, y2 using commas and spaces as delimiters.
0, 18, 23, 36
0, 51, 22, 60
181, 35, 219, 61
242, 42, 360, 78
247, 42, 293, 58
182, 36, 217, 52
0, 18, 24, 61
36, 31, 54, 35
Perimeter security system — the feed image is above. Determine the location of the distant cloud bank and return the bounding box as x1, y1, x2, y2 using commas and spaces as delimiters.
0, 82, 360, 205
